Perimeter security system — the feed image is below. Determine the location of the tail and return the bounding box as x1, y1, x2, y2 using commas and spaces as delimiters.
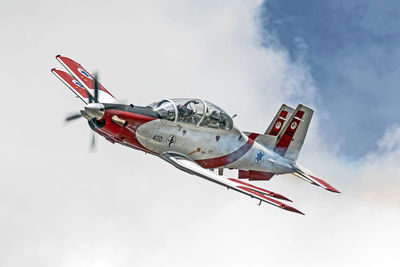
292, 163, 340, 193
265, 104, 294, 136
273, 104, 313, 161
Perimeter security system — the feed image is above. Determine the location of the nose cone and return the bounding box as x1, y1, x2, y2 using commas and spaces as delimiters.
84, 103, 105, 119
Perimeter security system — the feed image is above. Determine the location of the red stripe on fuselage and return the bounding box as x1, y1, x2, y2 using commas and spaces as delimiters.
95, 110, 157, 154
195, 133, 260, 169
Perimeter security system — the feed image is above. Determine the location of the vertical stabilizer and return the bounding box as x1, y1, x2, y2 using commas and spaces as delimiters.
265, 104, 294, 136
273, 104, 313, 161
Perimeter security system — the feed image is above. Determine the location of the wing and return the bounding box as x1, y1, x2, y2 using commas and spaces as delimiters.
162, 152, 304, 215
51, 68, 90, 104
55, 55, 117, 103
292, 164, 340, 193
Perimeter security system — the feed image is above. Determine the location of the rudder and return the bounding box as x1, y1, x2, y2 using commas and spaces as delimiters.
265, 104, 294, 136
273, 104, 313, 161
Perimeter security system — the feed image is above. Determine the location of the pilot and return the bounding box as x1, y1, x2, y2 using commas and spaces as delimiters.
177, 100, 200, 124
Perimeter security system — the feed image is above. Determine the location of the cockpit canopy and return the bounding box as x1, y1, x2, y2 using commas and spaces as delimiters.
148, 98, 233, 130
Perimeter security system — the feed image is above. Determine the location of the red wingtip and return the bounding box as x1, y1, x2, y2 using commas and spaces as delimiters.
326, 187, 341, 193
228, 178, 293, 202
282, 205, 305, 215
271, 193, 293, 202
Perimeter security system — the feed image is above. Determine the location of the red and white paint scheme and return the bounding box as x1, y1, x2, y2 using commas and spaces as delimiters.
52, 55, 340, 215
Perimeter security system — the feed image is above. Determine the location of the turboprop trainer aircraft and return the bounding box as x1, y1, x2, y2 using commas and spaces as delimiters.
52, 55, 339, 215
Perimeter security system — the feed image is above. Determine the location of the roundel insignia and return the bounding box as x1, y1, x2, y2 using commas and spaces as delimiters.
167, 135, 177, 147
291, 121, 297, 129
78, 68, 92, 79
275, 121, 282, 129
255, 150, 264, 164
72, 80, 84, 88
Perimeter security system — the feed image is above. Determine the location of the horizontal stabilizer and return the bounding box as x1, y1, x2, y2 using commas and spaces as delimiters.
292, 165, 340, 193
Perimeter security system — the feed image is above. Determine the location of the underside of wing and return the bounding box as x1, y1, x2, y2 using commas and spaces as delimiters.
162, 152, 304, 215
55, 55, 117, 104
51, 68, 89, 104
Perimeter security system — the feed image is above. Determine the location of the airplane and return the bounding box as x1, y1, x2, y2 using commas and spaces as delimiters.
51, 55, 340, 215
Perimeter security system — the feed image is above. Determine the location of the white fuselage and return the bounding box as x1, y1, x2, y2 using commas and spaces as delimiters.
135, 119, 294, 174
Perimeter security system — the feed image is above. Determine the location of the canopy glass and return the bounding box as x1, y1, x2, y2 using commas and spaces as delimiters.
148, 98, 233, 130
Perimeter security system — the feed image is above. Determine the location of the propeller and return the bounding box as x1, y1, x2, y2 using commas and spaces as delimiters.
92, 72, 99, 103
64, 72, 101, 123
65, 112, 83, 122
63, 72, 125, 151
64, 72, 102, 151
89, 131, 97, 152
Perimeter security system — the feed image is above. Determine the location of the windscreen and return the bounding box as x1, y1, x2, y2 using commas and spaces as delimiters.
148, 100, 176, 121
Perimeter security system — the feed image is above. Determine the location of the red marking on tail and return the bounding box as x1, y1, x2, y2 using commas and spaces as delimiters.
248, 133, 260, 140
268, 110, 288, 136
274, 110, 304, 156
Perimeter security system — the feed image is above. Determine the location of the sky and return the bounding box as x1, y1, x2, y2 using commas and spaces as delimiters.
262, 0, 400, 158
0, 0, 399, 266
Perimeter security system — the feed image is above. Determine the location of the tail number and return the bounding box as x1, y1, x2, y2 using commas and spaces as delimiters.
153, 135, 163, 142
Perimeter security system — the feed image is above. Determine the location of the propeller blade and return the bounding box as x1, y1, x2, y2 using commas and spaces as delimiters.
93, 72, 99, 103
86, 88, 93, 103
65, 113, 83, 122
89, 132, 96, 152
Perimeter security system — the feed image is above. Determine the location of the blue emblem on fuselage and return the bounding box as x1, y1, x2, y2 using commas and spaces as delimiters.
255, 150, 264, 164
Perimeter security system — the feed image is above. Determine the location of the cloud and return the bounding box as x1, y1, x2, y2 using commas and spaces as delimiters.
355, 125, 400, 206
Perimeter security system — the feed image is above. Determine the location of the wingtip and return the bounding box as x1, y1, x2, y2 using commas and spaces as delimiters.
271, 193, 293, 202
327, 187, 341, 193
56, 54, 61, 59
321, 181, 340, 193
282, 205, 305, 215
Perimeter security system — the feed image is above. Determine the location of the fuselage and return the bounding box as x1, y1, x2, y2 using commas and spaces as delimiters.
90, 102, 295, 175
